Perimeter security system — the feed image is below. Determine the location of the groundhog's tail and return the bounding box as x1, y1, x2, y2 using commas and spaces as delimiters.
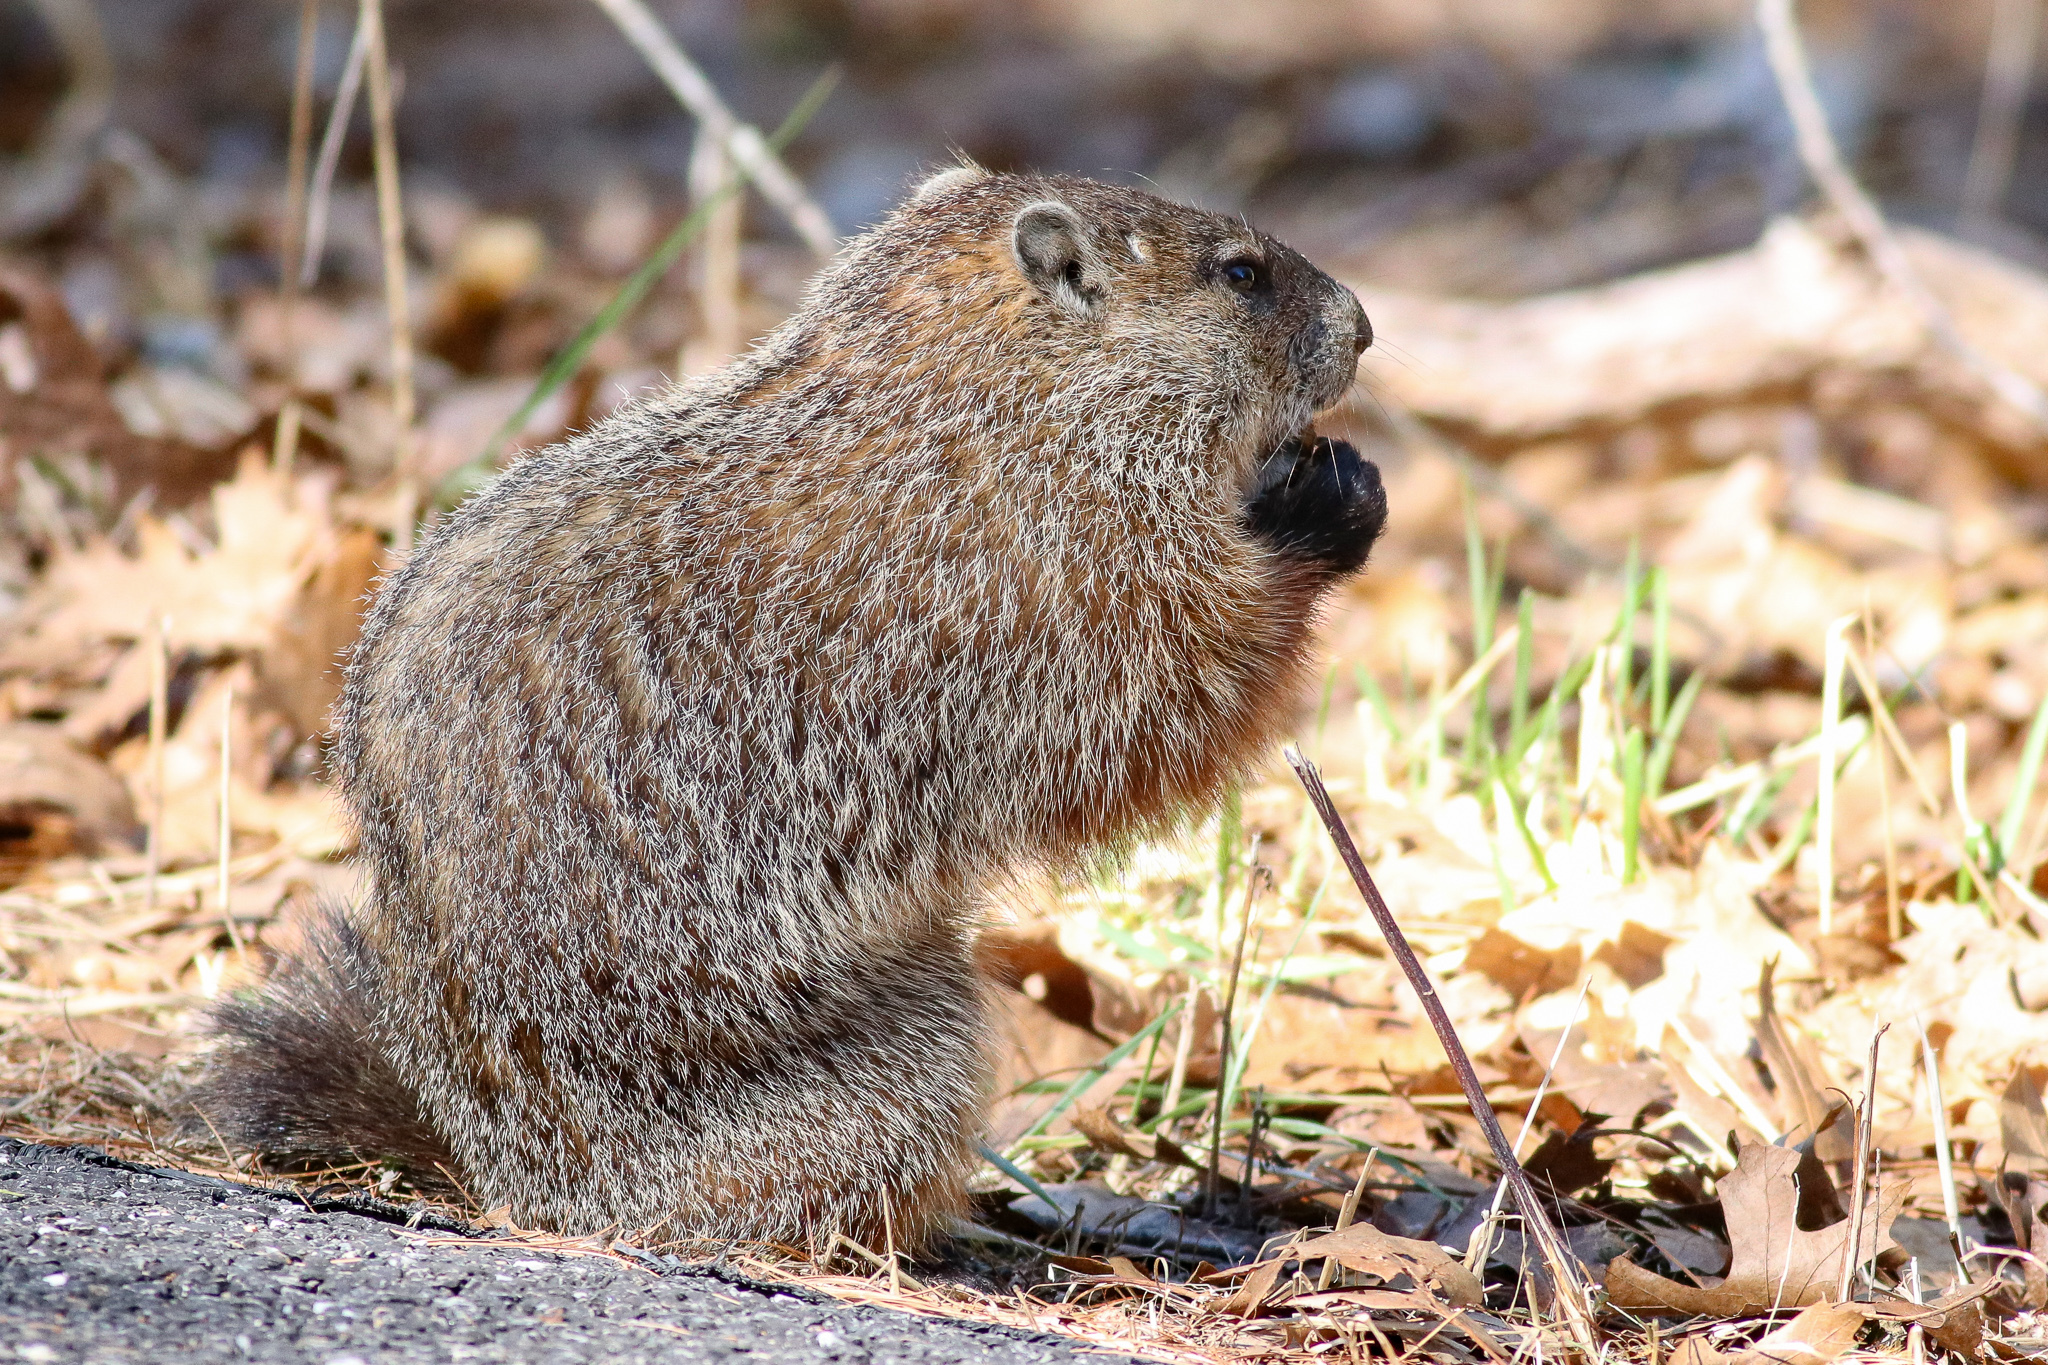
184, 907, 455, 1183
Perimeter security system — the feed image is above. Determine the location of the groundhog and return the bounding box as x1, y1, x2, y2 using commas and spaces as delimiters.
191, 167, 1386, 1252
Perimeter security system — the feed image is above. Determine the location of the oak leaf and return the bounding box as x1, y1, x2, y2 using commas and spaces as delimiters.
1605, 1142, 1903, 1316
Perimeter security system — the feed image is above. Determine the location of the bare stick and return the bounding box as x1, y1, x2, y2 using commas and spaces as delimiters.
1466, 975, 1593, 1275
683, 122, 744, 374
1841, 645, 1943, 817
1839, 1022, 1887, 1300
1862, 609, 1904, 941
1286, 747, 1600, 1349
1818, 614, 1855, 935
1963, 0, 2043, 227
216, 685, 244, 958
358, 0, 418, 546
1316, 1150, 1377, 1291
1914, 1014, 1968, 1276
882, 1199, 900, 1296
587, 0, 836, 259
145, 615, 169, 912
1157, 978, 1201, 1127
279, 0, 318, 350
1206, 864, 1262, 1217
1757, 0, 2048, 429
301, 9, 367, 287
272, 0, 319, 476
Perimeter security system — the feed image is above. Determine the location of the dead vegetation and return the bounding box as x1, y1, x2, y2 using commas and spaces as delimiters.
4, 0, 2048, 1361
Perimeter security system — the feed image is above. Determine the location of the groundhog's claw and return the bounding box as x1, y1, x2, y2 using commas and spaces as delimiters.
1242, 434, 1389, 576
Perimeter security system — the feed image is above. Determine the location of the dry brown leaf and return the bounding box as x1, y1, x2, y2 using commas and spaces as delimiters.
1671, 1338, 1729, 1365
0, 264, 228, 507
1070, 1106, 1153, 1160
1464, 925, 1580, 998
1729, 1302, 1865, 1365
1755, 960, 1852, 1162
1604, 1141, 1905, 1316
1665, 1303, 1864, 1365
1219, 1257, 1286, 1317
1291, 1287, 1515, 1364
1204, 1219, 1483, 1321
0, 722, 139, 881
2002, 1066, 2048, 1165
1289, 1222, 1484, 1309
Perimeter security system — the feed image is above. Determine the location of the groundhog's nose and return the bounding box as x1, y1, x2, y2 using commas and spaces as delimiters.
1349, 291, 1373, 355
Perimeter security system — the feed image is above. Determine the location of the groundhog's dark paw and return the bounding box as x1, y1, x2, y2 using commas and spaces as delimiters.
1241, 436, 1388, 576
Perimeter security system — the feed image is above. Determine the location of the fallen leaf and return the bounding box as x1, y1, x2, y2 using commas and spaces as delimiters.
2002, 1066, 2048, 1164
1604, 1141, 1905, 1316
0, 722, 140, 882
1520, 1124, 1613, 1199
1464, 925, 1580, 998
1220, 1257, 1286, 1317
1755, 959, 1852, 1162
1289, 1221, 1484, 1308
1728, 1301, 1865, 1365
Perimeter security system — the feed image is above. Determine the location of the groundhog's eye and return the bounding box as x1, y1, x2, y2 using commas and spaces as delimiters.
1220, 258, 1265, 294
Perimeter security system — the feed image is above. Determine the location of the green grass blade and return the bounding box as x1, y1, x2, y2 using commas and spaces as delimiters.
1313, 663, 1340, 746
978, 1142, 1063, 1210
1620, 727, 1646, 883
1728, 768, 1791, 846
1220, 874, 1329, 1126
1644, 668, 1705, 800
1355, 664, 1398, 738
1214, 783, 1242, 938
1509, 588, 1535, 751
1997, 693, 2048, 867
1005, 1001, 1182, 1155
1650, 567, 1671, 733
1494, 769, 1554, 892
1760, 797, 1817, 878
1612, 540, 1641, 710
1462, 487, 1492, 769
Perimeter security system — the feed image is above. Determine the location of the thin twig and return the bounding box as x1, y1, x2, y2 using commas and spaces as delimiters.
1157, 977, 1201, 1130
1963, 0, 2043, 227
279, 0, 318, 329
301, 8, 367, 288
358, 0, 417, 546
1315, 1150, 1377, 1291
1206, 864, 1263, 1218
1839, 1022, 1887, 1300
1841, 645, 1943, 817
1914, 1014, 1969, 1278
144, 615, 168, 912
1817, 614, 1855, 935
1286, 747, 1601, 1354
1465, 975, 1594, 1276
682, 122, 745, 374
586, 0, 836, 258
216, 685, 243, 958
1863, 607, 1903, 941
1757, 0, 2048, 429
273, 0, 319, 473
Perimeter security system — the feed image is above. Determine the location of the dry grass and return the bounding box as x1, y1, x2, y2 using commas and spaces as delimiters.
4, 4, 2048, 1362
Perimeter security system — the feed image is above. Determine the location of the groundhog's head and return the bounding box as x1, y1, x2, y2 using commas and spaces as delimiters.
814, 166, 1371, 481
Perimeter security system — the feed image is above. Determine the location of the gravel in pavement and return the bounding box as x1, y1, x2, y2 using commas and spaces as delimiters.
0, 1139, 1122, 1365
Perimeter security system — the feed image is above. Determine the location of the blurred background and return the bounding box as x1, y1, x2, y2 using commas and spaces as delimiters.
3, 1, 2043, 347
7, 3, 2048, 1344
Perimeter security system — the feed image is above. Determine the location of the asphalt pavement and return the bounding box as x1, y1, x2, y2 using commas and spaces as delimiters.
0, 1139, 1120, 1364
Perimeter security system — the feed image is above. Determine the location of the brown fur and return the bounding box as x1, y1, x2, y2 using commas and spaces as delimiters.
190, 169, 1381, 1250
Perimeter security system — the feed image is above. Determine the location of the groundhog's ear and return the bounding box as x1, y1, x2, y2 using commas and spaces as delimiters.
908, 163, 987, 203
1012, 201, 1102, 319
